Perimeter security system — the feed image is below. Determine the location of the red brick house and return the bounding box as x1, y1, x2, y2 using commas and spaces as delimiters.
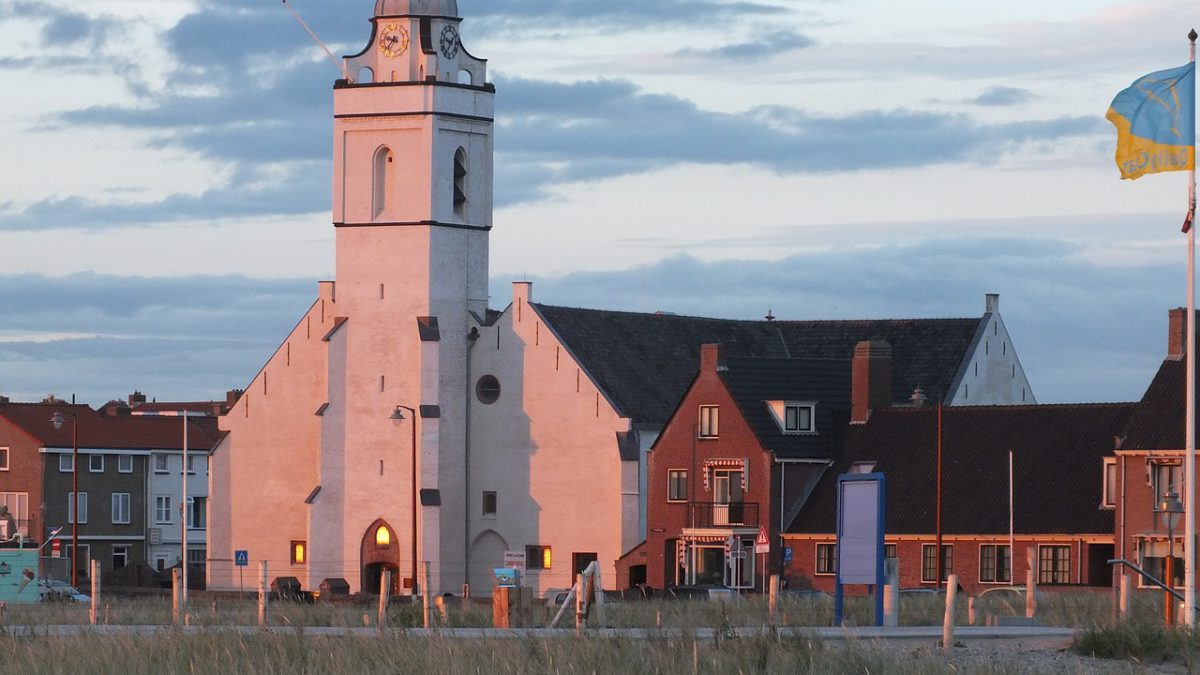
1111, 308, 1196, 589
785, 403, 1133, 595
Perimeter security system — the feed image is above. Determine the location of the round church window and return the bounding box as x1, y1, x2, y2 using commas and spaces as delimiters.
476, 375, 501, 404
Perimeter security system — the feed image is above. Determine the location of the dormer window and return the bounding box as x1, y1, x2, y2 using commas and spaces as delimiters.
766, 401, 816, 434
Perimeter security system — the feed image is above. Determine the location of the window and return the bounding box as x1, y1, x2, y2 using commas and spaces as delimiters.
526, 545, 552, 570
112, 493, 130, 525
59, 454, 73, 472
0, 447, 8, 471
186, 454, 196, 474
1102, 458, 1117, 508
784, 404, 814, 433
667, 470, 688, 502
698, 406, 718, 438
154, 454, 168, 474
187, 549, 205, 565
884, 544, 897, 559
481, 491, 497, 517
67, 492, 87, 524
373, 146, 391, 218
921, 544, 952, 583
816, 543, 837, 575
1151, 461, 1182, 501
89, 454, 104, 473
375, 525, 391, 547
1038, 545, 1071, 585
154, 554, 169, 572
187, 497, 206, 529
453, 147, 467, 214
0, 493, 28, 538
979, 544, 1011, 583
291, 540, 306, 566
475, 375, 501, 404
118, 455, 133, 473
573, 552, 598, 574
155, 496, 172, 524
113, 546, 128, 569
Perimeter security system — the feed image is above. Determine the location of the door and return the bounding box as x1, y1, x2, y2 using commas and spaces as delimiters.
713, 470, 744, 525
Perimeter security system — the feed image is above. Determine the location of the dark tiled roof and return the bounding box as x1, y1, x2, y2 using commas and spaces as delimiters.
1121, 359, 1189, 450
789, 403, 1134, 536
0, 402, 220, 451
532, 304, 981, 425
720, 356, 851, 460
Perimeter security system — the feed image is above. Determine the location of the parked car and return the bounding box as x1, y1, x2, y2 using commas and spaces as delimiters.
782, 589, 833, 602
39, 579, 90, 603
978, 585, 1043, 601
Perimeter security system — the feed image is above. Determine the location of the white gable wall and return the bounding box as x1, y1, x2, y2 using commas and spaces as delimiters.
946, 294, 1036, 406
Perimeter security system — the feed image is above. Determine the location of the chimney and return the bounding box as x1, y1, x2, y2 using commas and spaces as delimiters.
1169, 308, 1187, 360
985, 293, 999, 314
852, 340, 893, 424
128, 390, 147, 407
700, 343, 726, 373
226, 389, 244, 408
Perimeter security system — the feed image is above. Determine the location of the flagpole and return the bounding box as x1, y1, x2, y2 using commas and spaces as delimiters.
1185, 27, 1197, 627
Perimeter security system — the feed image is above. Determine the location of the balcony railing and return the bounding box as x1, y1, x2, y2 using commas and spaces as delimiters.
686, 502, 759, 528
0, 518, 33, 542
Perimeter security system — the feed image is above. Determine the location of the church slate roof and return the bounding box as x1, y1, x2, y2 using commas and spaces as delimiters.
787, 403, 1134, 536
719, 356, 852, 460
1120, 358, 1190, 451
531, 303, 982, 425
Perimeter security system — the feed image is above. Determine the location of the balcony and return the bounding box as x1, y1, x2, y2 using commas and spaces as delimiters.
686, 502, 759, 528
0, 518, 33, 544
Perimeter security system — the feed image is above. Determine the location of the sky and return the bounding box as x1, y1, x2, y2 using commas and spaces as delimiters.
1, 0, 1199, 406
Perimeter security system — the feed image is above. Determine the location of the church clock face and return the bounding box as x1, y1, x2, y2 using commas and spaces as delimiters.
439, 25, 460, 59
378, 23, 409, 58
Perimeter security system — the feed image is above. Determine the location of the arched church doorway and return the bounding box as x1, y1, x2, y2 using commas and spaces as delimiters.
361, 519, 400, 594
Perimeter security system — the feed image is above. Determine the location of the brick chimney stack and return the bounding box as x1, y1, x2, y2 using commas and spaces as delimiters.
700, 343, 726, 373
852, 340, 893, 424
1169, 308, 1187, 361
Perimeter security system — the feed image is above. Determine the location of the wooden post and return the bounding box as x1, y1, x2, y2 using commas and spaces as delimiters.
172, 568, 182, 626
768, 574, 779, 625
1166, 554, 1176, 627
258, 561, 269, 628
493, 586, 510, 629
378, 570, 391, 629
1119, 574, 1131, 620
883, 556, 899, 627
575, 572, 585, 637
436, 595, 450, 623
1025, 548, 1037, 619
968, 596, 977, 626
942, 573, 958, 653
89, 559, 100, 626
422, 562, 432, 628
592, 565, 606, 628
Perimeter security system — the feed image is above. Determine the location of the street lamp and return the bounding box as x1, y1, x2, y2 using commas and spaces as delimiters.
389, 405, 418, 596
1159, 490, 1185, 626
50, 411, 78, 588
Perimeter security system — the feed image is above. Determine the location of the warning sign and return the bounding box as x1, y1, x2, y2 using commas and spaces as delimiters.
755, 526, 770, 554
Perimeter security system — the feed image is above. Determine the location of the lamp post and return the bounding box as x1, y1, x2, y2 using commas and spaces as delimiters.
1159, 490, 1185, 626
390, 405, 418, 596
50, 411, 78, 588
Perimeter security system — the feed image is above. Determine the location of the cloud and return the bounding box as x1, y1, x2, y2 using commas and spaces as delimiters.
675, 30, 815, 60
970, 86, 1033, 107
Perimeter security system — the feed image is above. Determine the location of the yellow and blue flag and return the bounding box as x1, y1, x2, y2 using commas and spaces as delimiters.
1107, 62, 1195, 180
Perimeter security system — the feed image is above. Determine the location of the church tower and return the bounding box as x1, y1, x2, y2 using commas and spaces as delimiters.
311, 0, 493, 594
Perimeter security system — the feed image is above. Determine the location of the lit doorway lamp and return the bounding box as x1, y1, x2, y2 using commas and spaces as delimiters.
1159, 490, 1184, 626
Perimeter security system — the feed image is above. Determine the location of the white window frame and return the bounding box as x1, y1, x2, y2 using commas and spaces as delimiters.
186, 496, 206, 529
155, 495, 172, 524
1038, 544, 1071, 585
68, 492, 87, 524
783, 403, 815, 434
698, 405, 719, 439
113, 545, 129, 569
154, 454, 168, 474
112, 493, 130, 525
667, 469, 688, 502
118, 455, 133, 474
0, 446, 8, 471
185, 454, 196, 475
59, 454, 73, 473
921, 543, 952, 583
89, 454, 104, 473
1101, 457, 1117, 509
815, 543, 837, 575
978, 543, 1011, 584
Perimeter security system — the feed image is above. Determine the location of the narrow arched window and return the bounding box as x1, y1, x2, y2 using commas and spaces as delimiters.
373, 146, 392, 218
453, 147, 467, 217
358, 67, 374, 84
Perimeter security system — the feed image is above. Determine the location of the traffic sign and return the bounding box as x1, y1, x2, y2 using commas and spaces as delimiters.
783, 546, 793, 563
235, 550, 249, 567
755, 526, 770, 554
51, 539, 61, 558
